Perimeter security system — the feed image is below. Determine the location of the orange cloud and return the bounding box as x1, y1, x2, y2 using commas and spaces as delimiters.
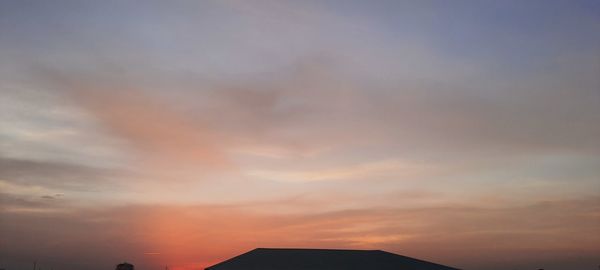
69, 88, 231, 171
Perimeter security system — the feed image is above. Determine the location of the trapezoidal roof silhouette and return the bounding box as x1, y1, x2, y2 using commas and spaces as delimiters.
205, 248, 460, 270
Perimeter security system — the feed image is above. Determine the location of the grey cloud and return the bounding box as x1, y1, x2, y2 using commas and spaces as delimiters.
21, 48, 600, 171
0, 156, 123, 191
0, 192, 57, 210
5, 0, 598, 164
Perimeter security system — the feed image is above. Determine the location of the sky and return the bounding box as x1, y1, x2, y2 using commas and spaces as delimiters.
0, 0, 599, 269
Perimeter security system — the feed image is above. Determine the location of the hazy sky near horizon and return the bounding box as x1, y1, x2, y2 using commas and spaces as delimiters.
1, 1, 599, 270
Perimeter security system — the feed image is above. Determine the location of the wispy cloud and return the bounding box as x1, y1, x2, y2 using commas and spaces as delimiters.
246, 159, 432, 182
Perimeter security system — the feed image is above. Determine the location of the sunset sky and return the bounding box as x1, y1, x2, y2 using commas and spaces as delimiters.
1, 1, 599, 270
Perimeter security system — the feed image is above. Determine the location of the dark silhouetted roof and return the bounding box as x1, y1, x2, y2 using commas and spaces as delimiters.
205, 248, 460, 270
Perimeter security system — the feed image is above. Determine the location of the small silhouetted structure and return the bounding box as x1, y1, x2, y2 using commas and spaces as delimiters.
116, 262, 134, 270
205, 248, 460, 270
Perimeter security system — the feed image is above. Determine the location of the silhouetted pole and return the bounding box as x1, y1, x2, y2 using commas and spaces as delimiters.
33, 261, 37, 270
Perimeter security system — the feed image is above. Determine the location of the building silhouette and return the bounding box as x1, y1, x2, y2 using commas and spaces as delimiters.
205, 248, 460, 270
116, 262, 134, 270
